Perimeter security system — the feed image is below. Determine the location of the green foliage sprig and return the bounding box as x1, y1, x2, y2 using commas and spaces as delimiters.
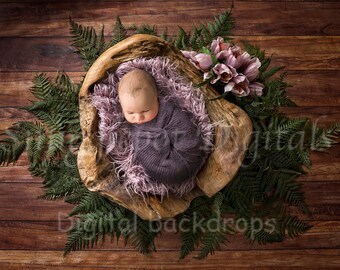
174, 10, 235, 51
1, 9, 339, 260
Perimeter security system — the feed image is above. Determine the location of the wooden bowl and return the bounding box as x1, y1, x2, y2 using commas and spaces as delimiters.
77, 34, 253, 220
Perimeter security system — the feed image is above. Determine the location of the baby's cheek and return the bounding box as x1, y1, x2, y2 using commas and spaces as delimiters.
148, 110, 158, 121
123, 113, 134, 123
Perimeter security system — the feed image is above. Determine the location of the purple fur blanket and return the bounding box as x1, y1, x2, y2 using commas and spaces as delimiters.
91, 57, 214, 200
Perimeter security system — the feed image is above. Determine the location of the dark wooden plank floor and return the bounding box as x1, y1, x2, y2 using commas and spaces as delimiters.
0, 1, 339, 269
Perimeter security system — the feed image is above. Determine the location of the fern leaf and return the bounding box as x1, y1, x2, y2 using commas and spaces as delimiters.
96, 25, 106, 54
28, 161, 50, 177
27, 137, 36, 164
195, 217, 229, 260
179, 214, 205, 259
160, 28, 171, 42
30, 73, 54, 100
174, 26, 187, 50
176, 10, 234, 50
135, 24, 158, 36
283, 216, 313, 238
311, 123, 340, 151
242, 41, 266, 62
108, 16, 127, 48
69, 16, 102, 70
68, 191, 116, 217
262, 66, 285, 81
47, 132, 64, 159
272, 172, 309, 214
63, 225, 85, 255
127, 217, 158, 254
34, 133, 47, 163
250, 229, 284, 245
212, 192, 225, 215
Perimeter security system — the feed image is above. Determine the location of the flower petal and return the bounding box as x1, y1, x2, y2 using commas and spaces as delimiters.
224, 81, 235, 92
249, 82, 264, 96
194, 53, 213, 70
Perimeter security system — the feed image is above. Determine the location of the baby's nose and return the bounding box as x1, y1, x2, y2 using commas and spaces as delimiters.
137, 114, 145, 122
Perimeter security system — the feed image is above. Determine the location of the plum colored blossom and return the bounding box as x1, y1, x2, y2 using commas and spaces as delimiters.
249, 82, 264, 97
224, 74, 250, 97
243, 57, 261, 82
181, 50, 198, 59
210, 37, 230, 55
181, 38, 264, 98
182, 50, 213, 71
211, 63, 237, 84
194, 53, 213, 70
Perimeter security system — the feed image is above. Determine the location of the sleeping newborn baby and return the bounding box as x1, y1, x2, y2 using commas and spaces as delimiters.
118, 69, 204, 187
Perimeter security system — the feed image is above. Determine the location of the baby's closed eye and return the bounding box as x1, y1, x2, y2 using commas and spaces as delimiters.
127, 110, 150, 114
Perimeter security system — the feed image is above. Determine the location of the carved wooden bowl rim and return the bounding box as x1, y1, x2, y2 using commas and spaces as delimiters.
77, 34, 253, 220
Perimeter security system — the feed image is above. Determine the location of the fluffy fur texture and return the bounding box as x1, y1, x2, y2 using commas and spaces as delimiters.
91, 57, 214, 200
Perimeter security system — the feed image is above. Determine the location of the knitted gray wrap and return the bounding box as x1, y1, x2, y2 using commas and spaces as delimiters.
129, 99, 205, 186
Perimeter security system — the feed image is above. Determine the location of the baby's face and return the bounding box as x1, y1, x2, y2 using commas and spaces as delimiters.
120, 90, 159, 124
118, 69, 159, 124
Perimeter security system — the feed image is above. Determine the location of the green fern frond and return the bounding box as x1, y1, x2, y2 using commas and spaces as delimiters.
64, 187, 87, 204
283, 216, 313, 238
26, 137, 37, 164
39, 152, 81, 200
127, 217, 158, 254
296, 149, 312, 170
174, 10, 234, 50
242, 41, 266, 62
30, 73, 54, 100
311, 123, 340, 151
135, 24, 158, 36
178, 213, 205, 259
160, 28, 172, 42
188, 26, 202, 51
69, 16, 104, 70
107, 16, 127, 48
274, 173, 309, 214
55, 72, 80, 97
63, 210, 118, 255
0, 121, 46, 165
275, 118, 307, 140
34, 133, 48, 163
174, 26, 188, 50
28, 161, 50, 177
97, 25, 106, 54
195, 217, 229, 260
326, 123, 340, 137
212, 192, 225, 215
250, 229, 284, 245
68, 191, 116, 217
46, 132, 65, 159
205, 11, 234, 43
262, 66, 285, 81
31, 111, 64, 133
